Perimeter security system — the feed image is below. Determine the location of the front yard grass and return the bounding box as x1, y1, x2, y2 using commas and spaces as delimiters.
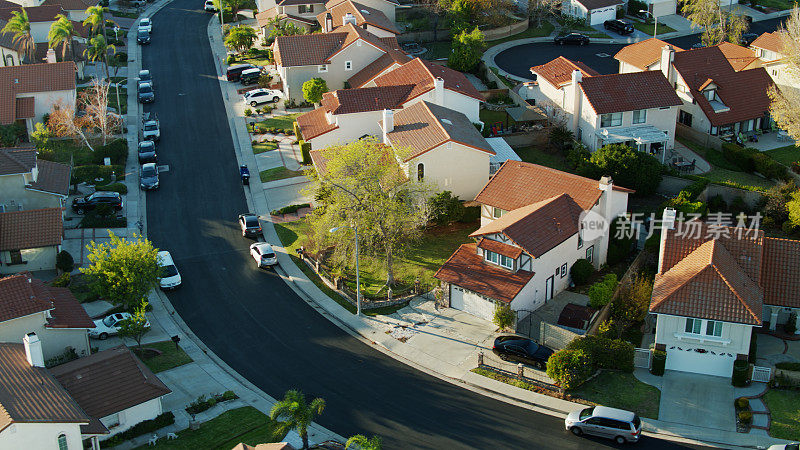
260, 167, 305, 183
486, 22, 556, 45
570, 371, 660, 419
764, 389, 800, 440
754, 0, 795, 11
253, 141, 278, 154
134, 407, 285, 450
131, 340, 193, 374
255, 113, 300, 131
633, 22, 677, 36
514, 146, 572, 172
765, 145, 800, 166
677, 138, 776, 191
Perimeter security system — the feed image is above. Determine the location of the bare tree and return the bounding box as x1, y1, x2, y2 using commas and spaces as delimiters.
528, 0, 560, 27
682, 0, 749, 47
769, 6, 800, 143
48, 100, 95, 152
82, 79, 121, 145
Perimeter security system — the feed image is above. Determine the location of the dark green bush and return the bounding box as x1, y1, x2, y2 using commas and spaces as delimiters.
722, 143, 755, 172
271, 203, 311, 215
565, 335, 634, 372
570, 259, 594, 285
460, 205, 481, 223
735, 397, 750, 409
749, 331, 757, 364
101, 412, 175, 447
650, 349, 666, 376
299, 140, 311, 164
80, 212, 126, 229
71, 165, 125, 185
51, 273, 71, 287
707, 194, 727, 212
95, 182, 128, 194
428, 191, 465, 225
738, 410, 753, 424
56, 250, 74, 274
785, 312, 797, 334
732, 359, 749, 387
775, 361, 800, 371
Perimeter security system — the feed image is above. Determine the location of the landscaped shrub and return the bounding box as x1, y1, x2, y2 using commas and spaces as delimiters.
775, 361, 800, 371
428, 191, 465, 225
45, 347, 78, 368
565, 335, 634, 372
570, 259, 594, 285
735, 397, 750, 409
71, 165, 125, 185
546, 349, 593, 391
271, 203, 311, 215
95, 182, 128, 194
460, 205, 481, 223
244, 108, 253, 117
549, 125, 574, 152
732, 359, 750, 387
738, 410, 753, 424
100, 412, 175, 447
92, 139, 128, 166
722, 143, 756, 172
792, 161, 800, 174
784, 312, 797, 334
579, 143, 663, 195
566, 144, 590, 169
299, 140, 312, 165
650, 349, 666, 376
707, 194, 727, 212
493, 303, 515, 331
226, 54, 236, 65
56, 250, 74, 274
587, 274, 618, 308
51, 273, 70, 287
752, 151, 789, 181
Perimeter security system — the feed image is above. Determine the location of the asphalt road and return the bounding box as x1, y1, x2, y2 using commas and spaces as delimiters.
494, 18, 786, 79
140, 2, 711, 448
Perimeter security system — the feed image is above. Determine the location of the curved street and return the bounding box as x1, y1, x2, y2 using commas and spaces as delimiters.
140, 1, 710, 448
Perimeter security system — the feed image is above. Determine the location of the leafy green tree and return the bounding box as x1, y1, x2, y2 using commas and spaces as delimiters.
448, 27, 484, 72
587, 274, 618, 309
769, 7, 800, 143
83, 5, 113, 40
579, 143, 662, 196
2, 9, 35, 62
80, 232, 160, 310
346, 435, 382, 450
48, 14, 76, 60
681, 0, 749, 46
545, 349, 592, 390
302, 77, 328, 105
224, 25, 257, 53
428, 190, 464, 225
446, 0, 475, 34
84, 34, 116, 79
786, 189, 800, 229
270, 390, 325, 449
118, 299, 150, 350
56, 250, 74, 274
493, 303, 515, 331
611, 275, 652, 339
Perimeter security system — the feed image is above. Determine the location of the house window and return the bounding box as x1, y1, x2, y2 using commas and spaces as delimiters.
561, 263, 567, 278
417, 163, 424, 181
492, 207, 505, 218
577, 231, 583, 249
9, 250, 22, 265
740, 119, 754, 132
345, 61, 352, 71
106, 413, 120, 428
710, 126, 718, 135
678, 110, 693, 127
685, 318, 702, 334
500, 254, 513, 269
318, 65, 327, 73
632, 109, 647, 124
57, 434, 68, 450
298, 4, 314, 13
484, 250, 513, 269
706, 320, 723, 337
585, 245, 594, 263
600, 112, 622, 127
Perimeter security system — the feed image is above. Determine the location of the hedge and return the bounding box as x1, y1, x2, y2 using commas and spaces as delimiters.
570, 259, 594, 285
650, 349, 666, 376
100, 412, 175, 447
565, 335, 634, 372
722, 143, 789, 181
775, 361, 800, 371
293, 121, 302, 140
299, 140, 311, 165
71, 165, 125, 185
95, 182, 128, 194
271, 203, 310, 215
731, 359, 749, 387
92, 139, 128, 166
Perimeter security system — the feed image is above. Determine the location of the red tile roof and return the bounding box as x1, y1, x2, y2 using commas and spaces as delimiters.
318, 0, 399, 33
28, 159, 71, 196
579, 70, 682, 115
614, 39, 684, 71
51, 345, 171, 419
672, 46, 774, 127
347, 52, 405, 88
760, 237, 800, 308
434, 243, 534, 303
42, 0, 97, 10
530, 56, 599, 88
716, 42, 761, 71
45, 284, 94, 329
470, 194, 583, 258
374, 57, 484, 101
477, 237, 523, 259
296, 106, 338, 140
0, 5, 63, 23
0, 61, 76, 125
750, 31, 784, 55
320, 84, 414, 114
15, 96, 34, 119
0, 274, 53, 323
256, 8, 317, 27
385, 101, 494, 161
575, 0, 623, 10
0, 208, 63, 251
474, 160, 633, 211
0, 148, 36, 175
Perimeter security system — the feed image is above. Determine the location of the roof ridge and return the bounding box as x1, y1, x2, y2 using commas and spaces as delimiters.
708, 241, 762, 323
421, 101, 449, 139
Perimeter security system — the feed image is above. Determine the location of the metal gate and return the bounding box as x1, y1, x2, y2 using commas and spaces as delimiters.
634, 348, 651, 369
752, 366, 772, 383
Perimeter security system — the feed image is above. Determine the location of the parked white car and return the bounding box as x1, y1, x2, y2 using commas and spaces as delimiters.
138, 18, 152, 33
769, 444, 799, 450
89, 312, 151, 340
250, 242, 278, 268
243, 88, 282, 107
204, 0, 217, 11
158, 250, 182, 289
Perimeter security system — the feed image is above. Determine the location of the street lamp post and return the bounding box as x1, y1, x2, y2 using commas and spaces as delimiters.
640, 9, 658, 39
330, 225, 361, 316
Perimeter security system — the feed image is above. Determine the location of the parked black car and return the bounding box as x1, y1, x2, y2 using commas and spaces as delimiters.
239, 67, 262, 85
492, 335, 554, 369
238, 213, 262, 238
72, 191, 123, 215
226, 63, 255, 82
604, 19, 634, 35
138, 140, 157, 163
137, 28, 150, 44
137, 82, 154, 103
554, 33, 590, 45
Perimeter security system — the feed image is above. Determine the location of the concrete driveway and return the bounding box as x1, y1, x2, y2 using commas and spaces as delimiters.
658, 370, 735, 432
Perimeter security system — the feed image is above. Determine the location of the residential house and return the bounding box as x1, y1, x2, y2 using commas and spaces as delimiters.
0, 147, 71, 213
51, 345, 172, 438
0, 18, 20, 66
273, 22, 408, 101
0, 272, 92, 361
750, 31, 793, 88
41, 0, 98, 21
650, 208, 800, 377
381, 101, 495, 200
256, 0, 321, 35
614, 38, 684, 74
435, 161, 632, 321
0, 208, 63, 274
326, 0, 398, 22
296, 58, 484, 148
561, 0, 622, 25
529, 56, 682, 154
317, 0, 399, 38
0, 61, 77, 136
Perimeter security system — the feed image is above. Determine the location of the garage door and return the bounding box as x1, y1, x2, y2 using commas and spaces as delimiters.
665, 347, 735, 377
651, 0, 676, 17
449, 286, 496, 321
589, 7, 616, 25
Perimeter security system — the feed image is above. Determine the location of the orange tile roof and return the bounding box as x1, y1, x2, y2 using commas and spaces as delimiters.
470, 194, 583, 258
319, 84, 414, 114
613, 39, 683, 70
530, 56, 600, 88
347, 52, 405, 88
0, 61, 76, 125
385, 101, 494, 161
575, 0, 622, 9
0, 208, 63, 251
760, 237, 800, 308
318, 0, 399, 33
434, 243, 534, 303
42, 0, 97, 10
296, 107, 338, 140
0, 4, 63, 23
751, 31, 784, 54
474, 160, 633, 211
373, 57, 484, 101
274, 23, 405, 68
0, 274, 53, 323
579, 70, 682, 115
256, 7, 317, 27
477, 237, 523, 259
716, 42, 761, 71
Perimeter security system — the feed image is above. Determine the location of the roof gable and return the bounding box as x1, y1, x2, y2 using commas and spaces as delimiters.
374, 57, 483, 101
0, 149, 36, 175
0, 62, 76, 125
318, 0, 399, 33
530, 56, 599, 87
579, 70, 682, 114
614, 39, 683, 70
0, 208, 63, 251
750, 31, 784, 55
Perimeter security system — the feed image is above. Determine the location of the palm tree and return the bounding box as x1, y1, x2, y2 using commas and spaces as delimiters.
2, 9, 35, 63
345, 435, 382, 450
48, 14, 76, 60
84, 34, 115, 79
83, 5, 114, 41
269, 390, 325, 450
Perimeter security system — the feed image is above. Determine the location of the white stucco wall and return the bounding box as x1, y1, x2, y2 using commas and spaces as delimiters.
101, 398, 163, 437
307, 110, 383, 149
0, 246, 59, 275
30, 22, 53, 44
1, 45, 22, 66
0, 313, 90, 360
403, 89, 481, 124
364, 24, 396, 38
357, 62, 401, 88
27, 89, 76, 124
409, 141, 490, 200
0, 173, 65, 211
655, 314, 753, 356
0, 421, 85, 450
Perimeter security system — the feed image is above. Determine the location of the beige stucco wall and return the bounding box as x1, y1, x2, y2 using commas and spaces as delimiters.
101, 398, 163, 437
29, 89, 76, 124
0, 421, 85, 450
0, 173, 65, 211
346, 0, 396, 22
1, 45, 22, 66
307, 109, 383, 149
655, 313, 753, 356
0, 246, 59, 275
409, 141, 490, 200
0, 313, 90, 360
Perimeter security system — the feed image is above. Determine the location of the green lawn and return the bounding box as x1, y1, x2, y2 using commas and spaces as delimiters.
633, 22, 677, 36
765, 145, 800, 166
131, 341, 193, 374
109, 9, 139, 18
764, 389, 800, 440
489, 67, 517, 88
253, 141, 278, 154
754, 0, 795, 10
256, 113, 300, 131
514, 146, 572, 172
422, 40, 452, 60
260, 167, 305, 183
486, 22, 556, 45
480, 109, 515, 131
570, 371, 660, 419
134, 407, 285, 450
677, 138, 776, 191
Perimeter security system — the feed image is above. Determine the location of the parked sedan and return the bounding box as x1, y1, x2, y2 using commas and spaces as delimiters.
603, 19, 633, 35
71, 191, 123, 215
138, 17, 152, 33
554, 33, 590, 45
89, 312, 151, 340
138, 69, 153, 87
204, 0, 217, 10
137, 28, 151, 45
137, 82, 154, 103
138, 140, 157, 163
158, 250, 182, 289
492, 335, 554, 369
243, 88, 282, 107
250, 242, 278, 268
238, 213, 262, 238
140, 162, 159, 190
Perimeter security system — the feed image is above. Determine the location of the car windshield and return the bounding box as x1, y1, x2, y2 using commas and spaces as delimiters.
140, 71, 150, 79
579, 407, 594, 420
139, 142, 154, 151
263, 252, 276, 259
632, 415, 641, 429
144, 123, 157, 131
142, 166, 157, 177
140, 85, 152, 93
161, 264, 178, 277
138, 30, 148, 36
102, 316, 115, 326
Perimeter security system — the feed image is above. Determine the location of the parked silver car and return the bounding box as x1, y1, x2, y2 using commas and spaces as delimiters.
565, 405, 641, 444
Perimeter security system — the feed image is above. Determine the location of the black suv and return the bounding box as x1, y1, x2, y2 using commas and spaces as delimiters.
226, 64, 255, 82
72, 191, 123, 214
604, 19, 634, 35
492, 335, 554, 369
137, 82, 154, 103
238, 213, 262, 238
137, 28, 150, 45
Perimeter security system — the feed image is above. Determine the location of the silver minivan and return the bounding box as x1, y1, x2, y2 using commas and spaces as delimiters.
565, 405, 642, 444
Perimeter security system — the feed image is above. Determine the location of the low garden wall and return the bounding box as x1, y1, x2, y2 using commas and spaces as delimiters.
656, 175, 695, 196
699, 183, 765, 210
676, 122, 724, 151
482, 18, 529, 41
540, 322, 581, 350
775, 368, 800, 385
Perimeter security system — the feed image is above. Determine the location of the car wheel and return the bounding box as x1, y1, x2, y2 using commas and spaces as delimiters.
75, 208, 85, 215
99, 332, 108, 340
614, 436, 626, 445
272, 97, 279, 103
250, 101, 258, 107
570, 427, 583, 437
558, 40, 564, 45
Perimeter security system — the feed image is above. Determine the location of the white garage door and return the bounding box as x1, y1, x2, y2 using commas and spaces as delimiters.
590, 7, 616, 25
651, 0, 677, 17
449, 286, 496, 321
666, 347, 735, 377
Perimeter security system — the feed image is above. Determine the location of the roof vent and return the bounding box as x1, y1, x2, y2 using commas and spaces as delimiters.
441, 118, 452, 125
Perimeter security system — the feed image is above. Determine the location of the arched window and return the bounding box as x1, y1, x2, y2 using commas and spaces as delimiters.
57, 434, 68, 450
5, 54, 14, 67
417, 163, 424, 181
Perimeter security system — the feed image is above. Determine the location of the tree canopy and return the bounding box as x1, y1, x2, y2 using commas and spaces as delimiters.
224, 25, 257, 53
448, 27, 484, 73
302, 78, 328, 104
769, 6, 800, 143
270, 390, 325, 449
579, 143, 663, 196
681, 0, 749, 47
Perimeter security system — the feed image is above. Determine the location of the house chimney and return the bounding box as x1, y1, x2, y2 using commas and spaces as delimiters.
434, 77, 444, 105
657, 207, 677, 273
571, 70, 582, 135
382, 109, 394, 144
325, 12, 333, 33
23, 333, 44, 368
343, 12, 357, 27
46, 48, 57, 64
660, 45, 674, 83
598, 175, 612, 191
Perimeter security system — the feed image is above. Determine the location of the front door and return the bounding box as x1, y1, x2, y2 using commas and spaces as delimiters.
545, 276, 554, 301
